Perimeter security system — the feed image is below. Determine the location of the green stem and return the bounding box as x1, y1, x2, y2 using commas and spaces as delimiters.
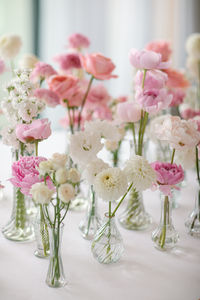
111, 183, 133, 217
35, 141, 39, 156
39, 204, 49, 256
139, 111, 149, 156
15, 188, 26, 229
130, 122, 137, 154
159, 196, 169, 248
67, 105, 74, 135
142, 69, 147, 89
86, 186, 96, 235
171, 148, 175, 164
195, 146, 200, 184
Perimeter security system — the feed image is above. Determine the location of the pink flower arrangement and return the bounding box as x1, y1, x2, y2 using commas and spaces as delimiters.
116, 101, 141, 123
34, 88, 60, 107
15, 119, 51, 143
134, 70, 168, 90
30, 62, 57, 83
86, 84, 111, 108
81, 53, 117, 80
68, 33, 90, 49
165, 68, 189, 89
151, 161, 184, 196
181, 108, 200, 120
145, 40, 172, 62
129, 49, 170, 70
168, 89, 185, 107
53, 53, 81, 70
0, 58, 5, 75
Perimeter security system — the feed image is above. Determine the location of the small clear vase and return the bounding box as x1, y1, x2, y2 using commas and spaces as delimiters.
2, 188, 35, 242
152, 194, 179, 251
33, 204, 50, 258
91, 214, 124, 264
46, 223, 66, 288
185, 188, 200, 237
69, 180, 88, 212
118, 188, 152, 230
79, 187, 101, 240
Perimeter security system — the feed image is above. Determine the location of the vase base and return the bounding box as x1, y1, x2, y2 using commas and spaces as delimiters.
2, 221, 35, 242
185, 214, 200, 238
152, 226, 179, 251
69, 198, 88, 212
45, 278, 67, 288
34, 249, 50, 258
119, 211, 152, 231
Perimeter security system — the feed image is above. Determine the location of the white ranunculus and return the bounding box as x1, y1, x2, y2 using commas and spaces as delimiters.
58, 183, 75, 203
50, 153, 68, 170
55, 168, 68, 184
0, 34, 22, 59
38, 160, 53, 176
31, 182, 54, 204
19, 53, 39, 69
67, 168, 80, 183
186, 33, 200, 59
83, 159, 109, 185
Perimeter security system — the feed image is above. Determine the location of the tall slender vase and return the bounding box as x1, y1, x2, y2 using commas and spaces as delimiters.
185, 188, 200, 237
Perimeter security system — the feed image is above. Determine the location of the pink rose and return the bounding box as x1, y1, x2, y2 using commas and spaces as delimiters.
134, 70, 168, 90
168, 89, 185, 107
68, 33, 90, 49
117, 101, 141, 123
81, 53, 118, 80
129, 48, 170, 70
86, 84, 111, 108
16, 119, 51, 143
165, 68, 189, 89
181, 108, 200, 120
151, 161, 184, 196
30, 62, 57, 83
135, 88, 172, 114
48, 74, 78, 99
34, 88, 60, 107
145, 40, 172, 62
53, 53, 81, 70
0, 58, 5, 75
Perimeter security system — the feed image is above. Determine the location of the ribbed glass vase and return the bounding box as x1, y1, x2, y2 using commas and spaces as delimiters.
185, 188, 200, 238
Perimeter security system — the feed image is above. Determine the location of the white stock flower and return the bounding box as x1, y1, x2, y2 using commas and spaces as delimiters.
58, 183, 75, 203
105, 140, 118, 151
175, 148, 195, 169
50, 153, 68, 171
19, 54, 39, 69
55, 168, 68, 184
69, 131, 103, 165
186, 33, 200, 59
83, 158, 110, 185
38, 160, 53, 176
67, 168, 80, 183
1, 125, 20, 149
93, 167, 128, 202
84, 120, 121, 141
0, 34, 22, 59
124, 155, 156, 191
31, 182, 54, 204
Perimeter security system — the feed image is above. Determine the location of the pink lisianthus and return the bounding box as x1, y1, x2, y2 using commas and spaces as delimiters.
53, 53, 81, 70
0, 58, 5, 75
181, 108, 200, 120
10, 156, 52, 196
68, 33, 90, 49
80, 53, 118, 80
34, 88, 60, 107
135, 88, 172, 114
116, 101, 141, 123
134, 69, 168, 90
86, 84, 111, 108
168, 89, 185, 107
15, 119, 51, 143
129, 49, 170, 70
145, 40, 172, 62
30, 62, 57, 83
151, 161, 184, 196
165, 68, 189, 89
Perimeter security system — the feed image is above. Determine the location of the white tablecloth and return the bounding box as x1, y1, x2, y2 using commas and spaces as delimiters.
0, 131, 199, 300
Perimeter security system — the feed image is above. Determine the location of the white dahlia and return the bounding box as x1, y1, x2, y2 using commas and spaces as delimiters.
83, 158, 110, 185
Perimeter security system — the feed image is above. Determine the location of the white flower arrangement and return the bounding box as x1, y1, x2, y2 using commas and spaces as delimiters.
84, 120, 121, 141
83, 158, 110, 185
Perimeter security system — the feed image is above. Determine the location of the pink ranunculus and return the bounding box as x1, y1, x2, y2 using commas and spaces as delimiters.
145, 40, 172, 62
10, 156, 48, 195
93, 104, 113, 121
48, 74, 78, 99
15, 119, 51, 143
165, 68, 189, 89
129, 48, 170, 70
30, 62, 57, 83
135, 88, 172, 114
181, 108, 200, 120
134, 69, 168, 90
168, 89, 185, 107
34, 88, 60, 107
68, 33, 90, 49
86, 84, 111, 108
53, 53, 81, 70
151, 161, 184, 196
117, 101, 141, 123
80, 53, 118, 80
0, 58, 5, 75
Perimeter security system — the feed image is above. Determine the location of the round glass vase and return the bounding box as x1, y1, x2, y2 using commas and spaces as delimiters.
152, 194, 179, 251
118, 188, 152, 230
185, 188, 200, 237
33, 204, 50, 258
91, 213, 124, 264
46, 223, 67, 288
79, 187, 101, 240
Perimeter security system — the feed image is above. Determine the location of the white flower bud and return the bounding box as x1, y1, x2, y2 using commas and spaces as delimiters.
31, 182, 54, 204
38, 160, 53, 176
0, 34, 22, 59
19, 54, 39, 69
50, 153, 68, 171
55, 168, 68, 184
67, 168, 80, 183
58, 183, 75, 203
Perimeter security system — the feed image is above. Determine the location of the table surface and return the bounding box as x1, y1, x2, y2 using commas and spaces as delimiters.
0, 131, 199, 300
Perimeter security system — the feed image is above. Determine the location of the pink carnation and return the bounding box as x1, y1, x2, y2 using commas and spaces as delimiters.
168, 89, 185, 107
145, 40, 172, 62
53, 53, 81, 70
116, 101, 141, 123
151, 161, 184, 196
165, 68, 189, 89
134, 69, 168, 90
181, 108, 200, 120
34, 88, 60, 107
68, 33, 90, 49
86, 84, 111, 108
0, 58, 5, 75
129, 48, 170, 70
30, 62, 57, 83
15, 119, 51, 143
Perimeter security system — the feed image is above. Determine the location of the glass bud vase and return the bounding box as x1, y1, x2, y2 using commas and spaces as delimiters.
46, 223, 66, 288
152, 194, 179, 251
91, 214, 124, 264
185, 188, 200, 237
33, 204, 50, 258
79, 187, 101, 240
118, 188, 152, 230
2, 187, 35, 242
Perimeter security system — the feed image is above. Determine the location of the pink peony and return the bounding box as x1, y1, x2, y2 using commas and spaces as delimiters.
129, 49, 170, 70
134, 69, 168, 90
34, 88, 60, 107
181, 108, 200, 120
135, 88, 172, 114
165, 68, 189, 89
151, 161, 184, 196
0, 58, 5, 75
53, 53, 81, 70
68, 33, 90, 49
30, 62, 57, 83
81, 53, 117, 80
116, 101, 141, 123
168, 89, 185, 107
15, 119, 51, 143
86, 84, 111, 108
10, 156, 48, 195
145, 40, 172, 62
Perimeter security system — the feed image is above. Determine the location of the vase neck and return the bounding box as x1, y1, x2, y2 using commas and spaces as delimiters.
160, 195, 172, 226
